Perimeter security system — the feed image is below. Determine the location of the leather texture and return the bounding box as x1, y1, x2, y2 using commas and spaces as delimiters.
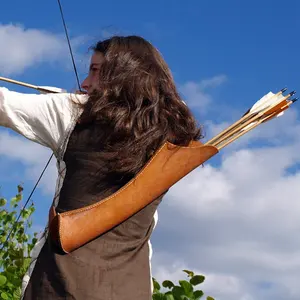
48, 141, 219, 253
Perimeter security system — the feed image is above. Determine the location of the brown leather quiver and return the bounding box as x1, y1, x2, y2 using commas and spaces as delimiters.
48, 140, 218, 253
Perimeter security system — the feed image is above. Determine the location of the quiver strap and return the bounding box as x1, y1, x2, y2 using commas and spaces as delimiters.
48, 141, 219, 253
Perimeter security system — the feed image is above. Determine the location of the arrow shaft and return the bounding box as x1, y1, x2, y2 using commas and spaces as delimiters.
0, 76, 59, 93
207, 95, 291, 149
206, 90, 283, 146
0, 76, 38, 90
217, 103, 291, 150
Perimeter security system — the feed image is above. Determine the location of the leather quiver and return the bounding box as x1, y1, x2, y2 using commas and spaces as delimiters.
48, 141, 218, 253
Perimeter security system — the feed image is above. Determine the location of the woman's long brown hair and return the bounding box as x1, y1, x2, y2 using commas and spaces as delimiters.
79, 35, 202, 190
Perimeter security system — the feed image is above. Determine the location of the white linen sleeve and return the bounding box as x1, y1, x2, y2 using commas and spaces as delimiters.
0, 87, 87, 151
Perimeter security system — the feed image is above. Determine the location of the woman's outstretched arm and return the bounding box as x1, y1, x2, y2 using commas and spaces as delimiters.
0, 87, 87, 152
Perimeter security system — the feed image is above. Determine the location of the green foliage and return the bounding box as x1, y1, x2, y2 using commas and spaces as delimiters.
152, 270, 215, 300
0, 185, 38, 299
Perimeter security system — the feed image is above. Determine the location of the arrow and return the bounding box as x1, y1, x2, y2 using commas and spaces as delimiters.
0, 76, 66, 94
206, 88, 297, 149
206, 88, 287, 146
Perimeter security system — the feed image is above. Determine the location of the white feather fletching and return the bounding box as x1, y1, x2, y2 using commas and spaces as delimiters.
39, 86, 67, 94
242, 92, 286, 131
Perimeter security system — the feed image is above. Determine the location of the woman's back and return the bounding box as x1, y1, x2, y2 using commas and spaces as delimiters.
23, 121, 163, 300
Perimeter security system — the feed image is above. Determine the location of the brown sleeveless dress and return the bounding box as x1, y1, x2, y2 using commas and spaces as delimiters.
23, 121, 164, 300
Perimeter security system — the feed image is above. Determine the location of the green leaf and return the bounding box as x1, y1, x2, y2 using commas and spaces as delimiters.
13, 288, 21, 300
190, 275, 205, 286
15, 259, 24, 268
0, 198, 7, 207
179, 280, 193, 297
1, 292, 9, 300
206, 297, 215, 300
23, 258, 32, 270
6, 282, 14, 289
152, 293, 166, 300
0, 210, 7, 217
171, 286, 185, 300
17, 185, 24, 194
162, 280, 175, 289
21, 209, 31, 219
0, 275, 7, 286
194, 290, 204, 299
182, 269, 194, 278
164, 291, 175, 300
11, 277, 21, 287
10, 197, 19, 207
29, 205, 35, 213
152, 278, 161, 292
27, 220, 33, 228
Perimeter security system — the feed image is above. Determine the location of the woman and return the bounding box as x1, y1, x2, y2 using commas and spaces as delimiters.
0, 35, 202, 299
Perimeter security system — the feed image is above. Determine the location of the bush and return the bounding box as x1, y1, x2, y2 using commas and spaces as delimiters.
0, 185, 37, 299
152, 269, 215, 300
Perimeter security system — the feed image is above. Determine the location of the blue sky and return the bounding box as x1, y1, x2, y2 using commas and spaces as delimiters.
1, 0, 300, 299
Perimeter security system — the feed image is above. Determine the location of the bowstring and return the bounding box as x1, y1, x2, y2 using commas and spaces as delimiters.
57, 0, 82, 92
0, 0, 81, 251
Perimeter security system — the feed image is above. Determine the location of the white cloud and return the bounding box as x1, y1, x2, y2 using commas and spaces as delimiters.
151, 84, 300, 299
152, 257, 253, 300
180, 75, 227, 111
0, 23, 85, 76
0, 130, 57, 195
